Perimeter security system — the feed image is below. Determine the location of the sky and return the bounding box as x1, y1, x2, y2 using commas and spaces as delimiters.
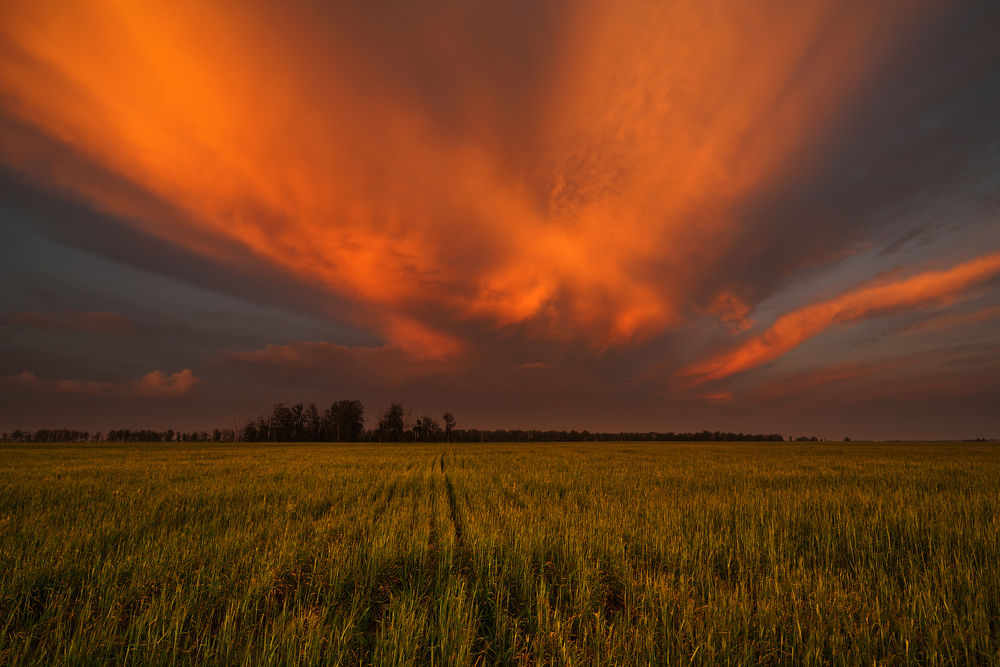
1, 0, 999, 440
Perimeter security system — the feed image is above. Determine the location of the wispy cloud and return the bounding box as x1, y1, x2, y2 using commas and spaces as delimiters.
677, 252, 1000, 385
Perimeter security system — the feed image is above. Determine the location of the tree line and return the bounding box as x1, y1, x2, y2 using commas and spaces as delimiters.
1, 399, 798, 443
0, 428, 235, 443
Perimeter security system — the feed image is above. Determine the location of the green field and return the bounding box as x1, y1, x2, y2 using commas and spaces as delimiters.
1, 442, 998, 665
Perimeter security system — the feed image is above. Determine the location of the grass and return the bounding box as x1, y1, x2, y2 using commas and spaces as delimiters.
1, 441, 998, 665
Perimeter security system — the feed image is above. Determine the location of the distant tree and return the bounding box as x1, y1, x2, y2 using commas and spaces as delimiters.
290, 403, 305, 441
442, 412, 456, 442
378, 403, 406, 442
303, 403, 321, 441
269, 403, 289, 441
267, 403, 307, 441
323, 400, 364, 442
844, 436, 851, 442
413, 416, 442, 442
344, 400, 365, 441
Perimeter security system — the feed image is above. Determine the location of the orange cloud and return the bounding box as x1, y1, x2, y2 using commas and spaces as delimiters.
133, 369, 201, 398
380, 317, 464, 362
678, 252, 1000, 384
0, 0, 937, 350
709, 293, 753, 333
0, 369, 201, 397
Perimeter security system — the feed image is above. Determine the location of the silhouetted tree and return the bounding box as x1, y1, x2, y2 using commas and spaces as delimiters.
303, 403, 321, 441
289, 403, 305, 441
378, 403, 406, 442
269, 403, 289, 441
413, 416, 442, 442
324, 400, 365, 441
443, 412, 456, 442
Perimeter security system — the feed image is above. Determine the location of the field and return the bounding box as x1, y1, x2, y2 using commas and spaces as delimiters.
1, 442, 998, 665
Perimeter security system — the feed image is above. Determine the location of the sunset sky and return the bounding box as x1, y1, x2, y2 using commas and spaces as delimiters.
2, 0, 999, 439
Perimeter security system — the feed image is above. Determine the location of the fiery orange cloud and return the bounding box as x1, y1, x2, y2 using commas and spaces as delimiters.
0, 0, 936, 350
0, 369, 201, 397
678, 252, 1000, 385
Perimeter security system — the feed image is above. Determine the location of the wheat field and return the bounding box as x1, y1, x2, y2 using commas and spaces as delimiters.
1, 442, 998, 665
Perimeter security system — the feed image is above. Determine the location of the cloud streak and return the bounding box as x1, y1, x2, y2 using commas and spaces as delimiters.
678, 252, 1000, 384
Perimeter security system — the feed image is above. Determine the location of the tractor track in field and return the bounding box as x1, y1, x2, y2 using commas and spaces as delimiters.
358, 477, 405, 649
427, 470, 441, 573
441, 450, 467, 555
444, 473, 465, 548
